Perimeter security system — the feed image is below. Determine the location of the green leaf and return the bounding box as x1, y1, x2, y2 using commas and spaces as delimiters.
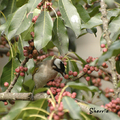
100, 93, 110, 105
16, 0, 29, 7
97, 40, 120, 65
27, 0, 42, 13
76, 4, 90, 23
81, 8, 120, 29
0, 58, 20, 92
22, 99, 48, 120
52, 18, 69, 55
1, 101, 29, 120
34, 10, 53, 51
70, 60, 79, 73
58, 0, 81, 37
67, 82, 99, 92
0, 0, 8, 11
116, 60, 120, 74
109, 16, 120, 42
62, 96, 81, 119
73, 52, 86, 66
6, 4, 31, 40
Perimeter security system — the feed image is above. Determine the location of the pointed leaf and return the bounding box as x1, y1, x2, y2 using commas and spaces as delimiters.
109, 16, 120, 42
62, 96, 81, 119
34, 10, 53, 51
67, 82, 99, 92
52, 18, 69, 55
7, 5, 31, 40
0, 58, 20, 92
58, 0, 81, 37
27, 0, 42, 13
97, 40, 120, 65
1, 101, 29, 120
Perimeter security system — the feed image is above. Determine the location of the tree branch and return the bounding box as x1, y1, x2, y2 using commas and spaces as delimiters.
5, 57, 29, 93
0, 92, 49, 101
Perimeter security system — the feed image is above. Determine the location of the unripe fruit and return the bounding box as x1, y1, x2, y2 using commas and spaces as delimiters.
103, 48, 108, 52
83, 67, 88, 73
60, 83, 65, 88
85, 76, 90, 81
64, 74, 69, 79
24, 67, 28, 72
101, 44, 105, 48
54, 115, 60, 120
68, 71, 73, 75
15, 68, 20, 73
4, 102, 8, 105
4, 82, 9, 87
20, 72, 25, 76
73, 71, 77, 76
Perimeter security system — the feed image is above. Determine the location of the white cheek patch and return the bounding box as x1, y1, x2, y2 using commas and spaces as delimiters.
54, 59, 61, 69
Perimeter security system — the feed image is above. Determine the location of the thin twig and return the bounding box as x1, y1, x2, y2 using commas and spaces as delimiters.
5, 57, 29, 93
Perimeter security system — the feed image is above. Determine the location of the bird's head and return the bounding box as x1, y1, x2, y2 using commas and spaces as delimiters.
52, 58, 66, 76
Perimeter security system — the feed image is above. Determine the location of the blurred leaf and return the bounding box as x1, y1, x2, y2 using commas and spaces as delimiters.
73, 52, 86, 66
81, 8, 120, 29
26, 59, 35, 73
86, 27, 97, 37
27, 0, 42, 13
22, 99, 48, 120
0, 58, 20, 92
89, 5, 100, 17
52, 18, 69, 55
62, 96, 81, 119
2, 0, 17, 16
59, 0, 81, 37
34, 10, 53, 51
109, 16, 120, 42
76, 4, 90, 23
89, 104, 120, 120
0, 0, 8, 11
1, 101, 29, 120
70, 60, 79, 73
16, 0, 29, 7
6, 4, 31, 40
116, 60, 120, 74
18, 37, 25, 61
100, 34, 107, 45
67, 82, 99, 92
100, 93, 110, 105
34, 87, 48, 94
97, 40, 120, 65
21, 23, 34, 41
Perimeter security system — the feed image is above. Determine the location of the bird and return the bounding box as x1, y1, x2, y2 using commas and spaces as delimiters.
32, 58, 66, 89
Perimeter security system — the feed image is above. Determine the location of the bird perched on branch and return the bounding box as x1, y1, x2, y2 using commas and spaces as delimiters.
32, 58, 66, 89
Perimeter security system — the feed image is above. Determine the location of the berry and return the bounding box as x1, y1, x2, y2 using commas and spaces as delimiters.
103, 48, 108, 52
4, 102, 8, 105
73, 71, 77, 77
20, 72, 25, 76
60, 83, 65, 88
4, 82, 9, 87
68, 71, 73, 75
85, 76, 90, 81
15, 68, 20, 73
101, 44, 105, 48
83, 67, 88, 73
24, 67, 28, 72
64, 74, 69, 79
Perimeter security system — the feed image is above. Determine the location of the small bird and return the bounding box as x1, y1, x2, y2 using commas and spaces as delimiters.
32, 58, 66, 89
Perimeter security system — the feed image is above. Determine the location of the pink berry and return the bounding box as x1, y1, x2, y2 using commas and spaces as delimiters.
101, 44, 105, 48
64, 74, 69, 79
47, 90, 50, 95
68, 71, 73, 75
24, 67, 28, 72
83, 67, 88, 73
20, 72, 25, 76
54, 115, 60, 120
60, 83, 65, 88
50, 106, 54, 111
4, 102, 8, 105
57, 111, 64, 116
103, 48, 108, 52
85, 76, 90, 81
15, 68, 20, 73
4, 82, 9, 87
73, 71, 77, 77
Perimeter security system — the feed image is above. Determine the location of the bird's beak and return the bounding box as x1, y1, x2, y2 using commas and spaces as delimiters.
60, 71, 66, 77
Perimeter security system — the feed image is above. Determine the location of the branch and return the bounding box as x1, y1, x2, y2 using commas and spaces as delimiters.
100, 0, 118, 97
0, 92, 49, 101
5, 57, 29, 93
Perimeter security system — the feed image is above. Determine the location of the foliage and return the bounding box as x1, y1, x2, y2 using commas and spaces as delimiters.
0, 0, 120, 120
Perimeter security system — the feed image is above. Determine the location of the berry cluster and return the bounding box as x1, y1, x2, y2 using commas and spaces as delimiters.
15, 66, 28, 77
101, 98, 120, 117
104, 88, 114, 98
100, 44, 107, 53
64, 70, 78, 79
47, 77, 77, 119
